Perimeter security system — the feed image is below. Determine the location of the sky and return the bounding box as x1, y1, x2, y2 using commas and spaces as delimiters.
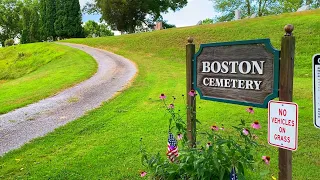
80, 0, 217, 27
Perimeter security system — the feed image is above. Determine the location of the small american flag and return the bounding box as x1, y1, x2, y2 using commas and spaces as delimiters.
230, 167, 238, 180
167, 132, 179, 162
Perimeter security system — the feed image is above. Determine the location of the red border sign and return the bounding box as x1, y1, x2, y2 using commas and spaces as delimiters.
268, 100, 298, 151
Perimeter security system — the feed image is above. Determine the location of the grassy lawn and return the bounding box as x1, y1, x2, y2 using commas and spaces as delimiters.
0, 43, 97, 114
0, 10, 319, 179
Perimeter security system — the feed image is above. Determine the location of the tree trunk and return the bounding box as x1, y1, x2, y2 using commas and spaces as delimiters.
246, 0, 251, 16
258, 0, 263, 16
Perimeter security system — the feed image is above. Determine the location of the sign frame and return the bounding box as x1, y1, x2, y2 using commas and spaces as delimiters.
193, 38, 280, 108
312, 54, 320, 128
268, 100, 298, 151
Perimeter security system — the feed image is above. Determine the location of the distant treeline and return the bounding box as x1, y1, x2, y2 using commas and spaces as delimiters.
0, 0, 83, 46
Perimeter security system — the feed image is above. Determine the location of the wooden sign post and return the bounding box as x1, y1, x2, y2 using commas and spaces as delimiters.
278, 25, 295, 180
186, 24, 296, 179
186, 37, 196, 147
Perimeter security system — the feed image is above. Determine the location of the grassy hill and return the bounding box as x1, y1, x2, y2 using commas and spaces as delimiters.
0, 9, 319, 179
0, 43, 97, 114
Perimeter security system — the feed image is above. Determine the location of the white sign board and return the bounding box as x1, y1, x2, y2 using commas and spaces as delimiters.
313, 54, 320, 128
268, 101, 298, 151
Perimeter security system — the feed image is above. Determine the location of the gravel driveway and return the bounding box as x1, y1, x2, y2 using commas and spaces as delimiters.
0, 43, 137, 156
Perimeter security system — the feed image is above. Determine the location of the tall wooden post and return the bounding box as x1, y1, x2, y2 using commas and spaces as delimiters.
186, 37, 196, 147
279, 24, 295, 180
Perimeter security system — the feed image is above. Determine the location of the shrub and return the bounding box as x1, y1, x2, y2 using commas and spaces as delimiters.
140, 93, 270, 179
5, 39, 14, 47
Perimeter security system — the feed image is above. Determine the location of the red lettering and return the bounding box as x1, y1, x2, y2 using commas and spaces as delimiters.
279, 127, 286, 133
279, 109, 287, 116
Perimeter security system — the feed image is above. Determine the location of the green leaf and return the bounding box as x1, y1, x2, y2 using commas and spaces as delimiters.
237, 162, 245, 175
260, 169, 270, 176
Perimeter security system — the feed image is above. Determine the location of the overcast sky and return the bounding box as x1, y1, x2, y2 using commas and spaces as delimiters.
80, 0, 217, 27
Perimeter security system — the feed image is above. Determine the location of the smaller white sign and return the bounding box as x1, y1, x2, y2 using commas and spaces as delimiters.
268, 101, 298, 151
312, 54, 320, 128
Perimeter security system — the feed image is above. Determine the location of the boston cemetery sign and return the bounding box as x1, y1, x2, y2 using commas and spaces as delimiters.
193, 39, 280, 108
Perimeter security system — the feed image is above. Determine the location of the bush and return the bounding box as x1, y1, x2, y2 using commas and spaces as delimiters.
5, 39, 14, 47
140, 93, 271, 179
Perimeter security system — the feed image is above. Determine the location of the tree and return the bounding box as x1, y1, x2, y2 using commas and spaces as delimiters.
21, 0, 40, 44
41, 0, 83, 40
63, 0, 83, 38
40, 0, 56, 40
83, 20, 114, 37
202, 18, 214, 24
211, 0, 320, 22
0, 0, 22, 46
54, 0, 67, 38
83, 0, 187, 33
162, 21, 176, 29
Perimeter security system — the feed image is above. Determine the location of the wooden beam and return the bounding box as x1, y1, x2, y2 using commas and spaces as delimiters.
278, 24, 295, 180
186, 37, 196, 147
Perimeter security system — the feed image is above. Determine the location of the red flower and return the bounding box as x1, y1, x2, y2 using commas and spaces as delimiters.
188, 90, 196, 97
140, 171, 147, 177
159, 94, 166, 100
246, 107, 254, 114
251, 120, 261, 129
168, 104, 174, 109
242, 128, 249, 135
211, 125, 219, 131
262, 156, 271, 165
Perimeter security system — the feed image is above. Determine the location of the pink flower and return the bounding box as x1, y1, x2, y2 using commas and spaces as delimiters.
246, 107, 254, 114
159, 94, 166, 100
188, 90, 196, 97
177, 133, 183, 140
206, 142, 212, 148
140, 171, 147, 177
251, 121, 261, 129
168, 104, 174, 109
262, 156, 271, 165
211, 125, 219, 131
242, 128, 249, 135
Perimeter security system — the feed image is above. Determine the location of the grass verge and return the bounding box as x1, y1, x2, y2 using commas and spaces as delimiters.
0, 43, 97, 114
0, 10, 319, 179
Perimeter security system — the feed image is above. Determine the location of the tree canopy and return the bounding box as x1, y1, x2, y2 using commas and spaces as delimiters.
202, 18, 214, 25
0, 0, 84, 46
212, 0, 320, 22
83, 20, 114, 38
83, 0, 187, 33
0, 0, 22, 46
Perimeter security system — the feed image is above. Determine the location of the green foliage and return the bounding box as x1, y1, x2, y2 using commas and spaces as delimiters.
4, 39, 14, 46
63, 0, 83, 38
0, 43, 97, 114
162, 20, 176, 29
141, 98, 262, 179
21, 0, 40, 44
40, 0, 83, 40
84, 0, 187, 33
202, 18, 214, 25
0, 0, 22, 46
84, 20, 114, 38
40, 0, 56, 40
212, 0, 320, 22
0, 10, 319, 179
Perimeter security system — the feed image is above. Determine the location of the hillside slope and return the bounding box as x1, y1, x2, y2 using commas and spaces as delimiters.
0, 43, 97, 114
0, 10, 319, 179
